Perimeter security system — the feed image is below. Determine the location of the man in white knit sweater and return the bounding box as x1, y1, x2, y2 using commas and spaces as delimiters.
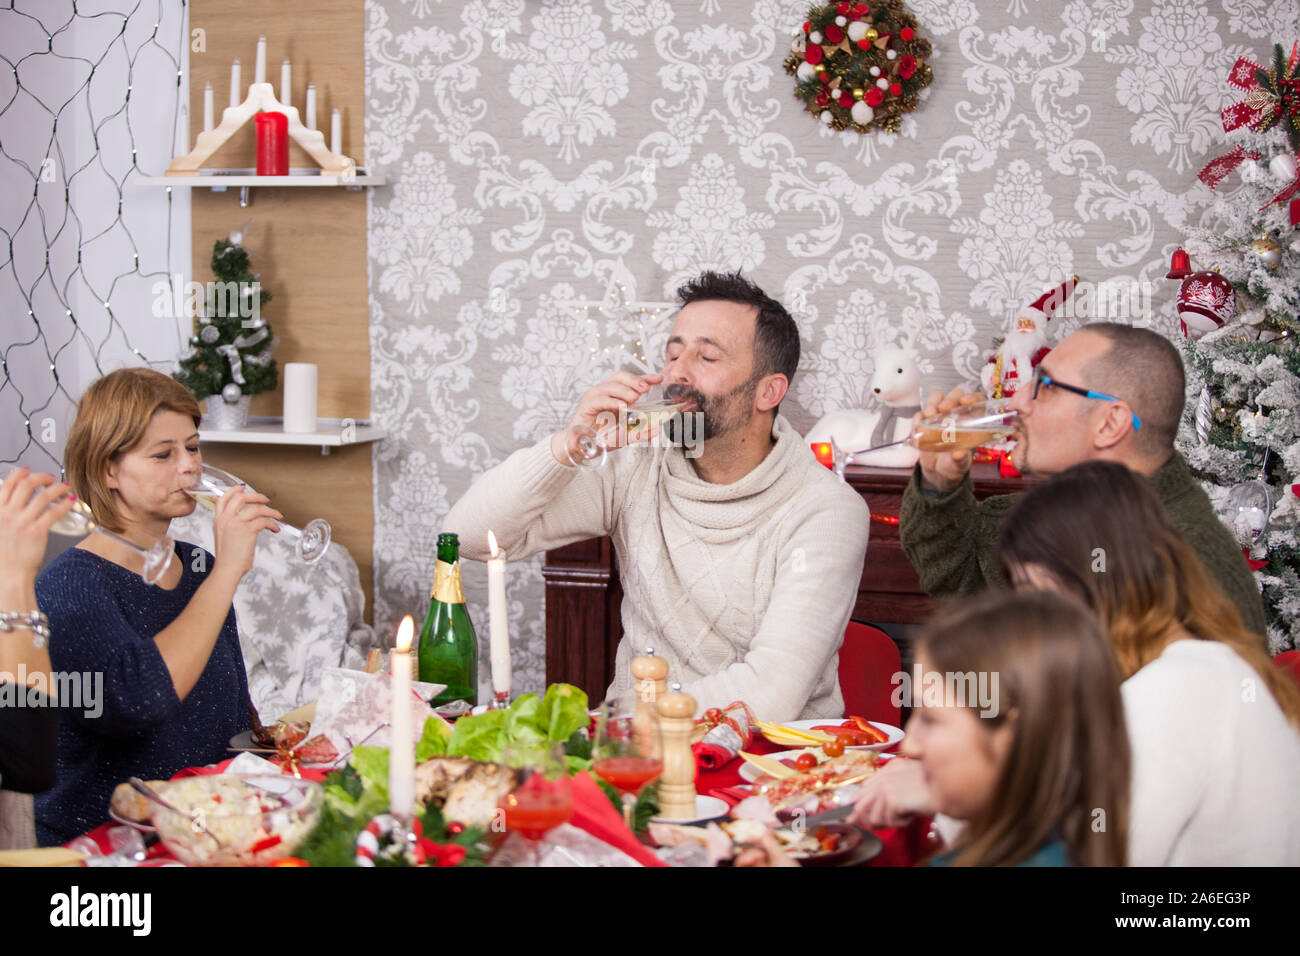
446, 272, 871, 720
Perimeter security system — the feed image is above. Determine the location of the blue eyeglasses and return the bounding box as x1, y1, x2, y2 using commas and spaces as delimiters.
1032, 366, 1142, 432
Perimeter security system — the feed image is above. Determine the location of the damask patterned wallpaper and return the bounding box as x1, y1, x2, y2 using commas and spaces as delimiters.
364, 0, 1299, 696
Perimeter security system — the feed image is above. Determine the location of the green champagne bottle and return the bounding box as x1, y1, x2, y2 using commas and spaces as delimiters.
418, 533, 478, 706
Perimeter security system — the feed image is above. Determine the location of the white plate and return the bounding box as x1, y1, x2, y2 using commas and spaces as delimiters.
759, 719, 904, 752
650, 795, 729, 825
739, 748, 898, 783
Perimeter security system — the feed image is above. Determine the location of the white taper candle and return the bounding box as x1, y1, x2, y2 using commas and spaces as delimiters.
280, 59, 291, 106
486, 531, 512, 700
305, 84, 316, 130
203, 82, 214, 132
389, 616, 416, 819
254, 35, 267, 85
230, 59, 241, 108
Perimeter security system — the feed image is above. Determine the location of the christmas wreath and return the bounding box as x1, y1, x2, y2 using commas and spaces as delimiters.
784, 1, 933, 133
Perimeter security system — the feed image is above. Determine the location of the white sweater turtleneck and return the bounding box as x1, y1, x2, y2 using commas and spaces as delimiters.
445, 415, 871, 720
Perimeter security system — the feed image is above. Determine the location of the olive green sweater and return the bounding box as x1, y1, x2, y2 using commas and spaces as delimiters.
898, 453, 1267, 636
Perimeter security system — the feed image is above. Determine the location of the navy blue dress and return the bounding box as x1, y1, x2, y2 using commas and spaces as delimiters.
34, 541, 251, 845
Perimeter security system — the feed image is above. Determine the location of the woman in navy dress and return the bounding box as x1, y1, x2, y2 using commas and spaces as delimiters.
35, 368, 282, 845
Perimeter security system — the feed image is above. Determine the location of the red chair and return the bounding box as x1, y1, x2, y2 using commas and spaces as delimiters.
837, 620, 902, 725
1274, 650, 1300, 693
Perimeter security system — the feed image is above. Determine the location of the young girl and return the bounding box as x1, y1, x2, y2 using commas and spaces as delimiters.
997, 460, 1300, 866
898, 589, 1129, 866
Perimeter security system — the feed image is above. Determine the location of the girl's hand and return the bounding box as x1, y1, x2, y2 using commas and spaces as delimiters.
847, 756, 933, 828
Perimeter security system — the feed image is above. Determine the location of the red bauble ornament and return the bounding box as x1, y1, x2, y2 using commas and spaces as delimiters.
816, 90, 831, 107
865, 88, 884, 107
890, 82, 903, 96
901, 27, 915, 41
857, 38, 871, 50
898, 55, 917, 79
854, 4, 869, 14
1166, 247, 1192, 278
805, 44, 824, 65
1177, 271, 1235, 338
825, 24, 844, 43
803, 20, 812, 33
837, 1, 851, 13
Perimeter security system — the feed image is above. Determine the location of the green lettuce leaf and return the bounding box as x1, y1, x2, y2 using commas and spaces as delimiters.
446, 707, 508, 762
537, 683, 589, 741
416, 716, 452, 761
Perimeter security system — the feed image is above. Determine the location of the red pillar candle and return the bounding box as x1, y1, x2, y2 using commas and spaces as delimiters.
255, 111, 289, 175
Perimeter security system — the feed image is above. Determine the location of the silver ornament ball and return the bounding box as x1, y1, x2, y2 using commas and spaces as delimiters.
221, 383, 243, 404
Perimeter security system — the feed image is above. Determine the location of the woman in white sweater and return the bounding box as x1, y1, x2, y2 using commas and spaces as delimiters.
996, 461, 1300, 866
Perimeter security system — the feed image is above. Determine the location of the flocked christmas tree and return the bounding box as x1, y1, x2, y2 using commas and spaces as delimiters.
174, 229, 278, 411
1174, 43, 1300, 649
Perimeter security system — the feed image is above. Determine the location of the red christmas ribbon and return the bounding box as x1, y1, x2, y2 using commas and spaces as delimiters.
1198, 56, 1269, 189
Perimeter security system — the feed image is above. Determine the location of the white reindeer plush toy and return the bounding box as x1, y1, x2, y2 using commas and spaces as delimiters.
805, 344, 923, 471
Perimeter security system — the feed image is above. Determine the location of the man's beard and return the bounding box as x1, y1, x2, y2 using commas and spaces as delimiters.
664, 374, 762, 441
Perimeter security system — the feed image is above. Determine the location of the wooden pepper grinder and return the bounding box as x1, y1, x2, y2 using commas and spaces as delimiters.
631, 647, 668, 705
656, 682, 698, 820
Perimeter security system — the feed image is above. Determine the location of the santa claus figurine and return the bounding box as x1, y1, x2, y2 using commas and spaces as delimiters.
980, 277, 1078, 399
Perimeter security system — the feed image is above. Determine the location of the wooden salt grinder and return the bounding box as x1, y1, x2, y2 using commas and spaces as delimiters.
657, 683, 698, 820
631, 648, 668, 705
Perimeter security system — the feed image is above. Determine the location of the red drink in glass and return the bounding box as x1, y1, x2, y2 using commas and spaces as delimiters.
502, 788, 573, 840
592, 756, 663, 795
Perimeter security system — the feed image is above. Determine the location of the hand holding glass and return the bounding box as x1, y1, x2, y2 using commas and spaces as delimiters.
829, 399, 1019, 478
185, 464, 331, 564
1, 465, 173, 585
560, 384, 688, 469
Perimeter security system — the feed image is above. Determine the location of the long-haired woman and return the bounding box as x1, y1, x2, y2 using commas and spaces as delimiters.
998, 459, 1300, 865
34, 368, 280, 845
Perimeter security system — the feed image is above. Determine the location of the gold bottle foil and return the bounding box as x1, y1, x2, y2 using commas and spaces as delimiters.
431, 559, 466, 604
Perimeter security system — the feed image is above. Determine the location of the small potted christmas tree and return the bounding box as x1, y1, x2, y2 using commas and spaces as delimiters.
174, 229, 278, 428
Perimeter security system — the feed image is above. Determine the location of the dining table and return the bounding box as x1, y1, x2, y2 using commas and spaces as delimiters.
71, 727, 938, 868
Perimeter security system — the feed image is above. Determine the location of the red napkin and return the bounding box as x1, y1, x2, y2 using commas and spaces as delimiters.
692, 701, 756, 771
568, 771, 667, 867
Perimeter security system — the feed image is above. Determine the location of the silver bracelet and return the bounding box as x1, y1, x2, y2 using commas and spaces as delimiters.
0, 610, 50, 648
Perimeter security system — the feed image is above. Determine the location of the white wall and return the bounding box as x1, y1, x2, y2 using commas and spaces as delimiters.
0, 0, 191, 471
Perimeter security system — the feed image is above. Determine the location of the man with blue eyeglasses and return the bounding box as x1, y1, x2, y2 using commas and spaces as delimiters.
899, 322, 1266, 636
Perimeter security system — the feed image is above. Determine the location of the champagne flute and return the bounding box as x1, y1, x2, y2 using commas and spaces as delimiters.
0, 465, 173, 585
497, 743, 574, 866
185, 463, 332, 564
560, 384, 690, 469
592, 694, 663, 830
830, 399, 1020, 479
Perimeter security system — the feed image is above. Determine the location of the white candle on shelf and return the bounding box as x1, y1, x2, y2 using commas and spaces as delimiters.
282, 363, 318, 434
280, 59, 291, 106
330, 108, 342, 155
389, 616, 416, 820
486, 531, 511, 705
203, 82, 214, 132
305, 84, 316, 130
230, 59, 241, 108
254, 35, 267, 85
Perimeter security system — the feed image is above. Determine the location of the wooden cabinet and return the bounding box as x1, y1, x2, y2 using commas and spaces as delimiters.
541, 461, 1034, 696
